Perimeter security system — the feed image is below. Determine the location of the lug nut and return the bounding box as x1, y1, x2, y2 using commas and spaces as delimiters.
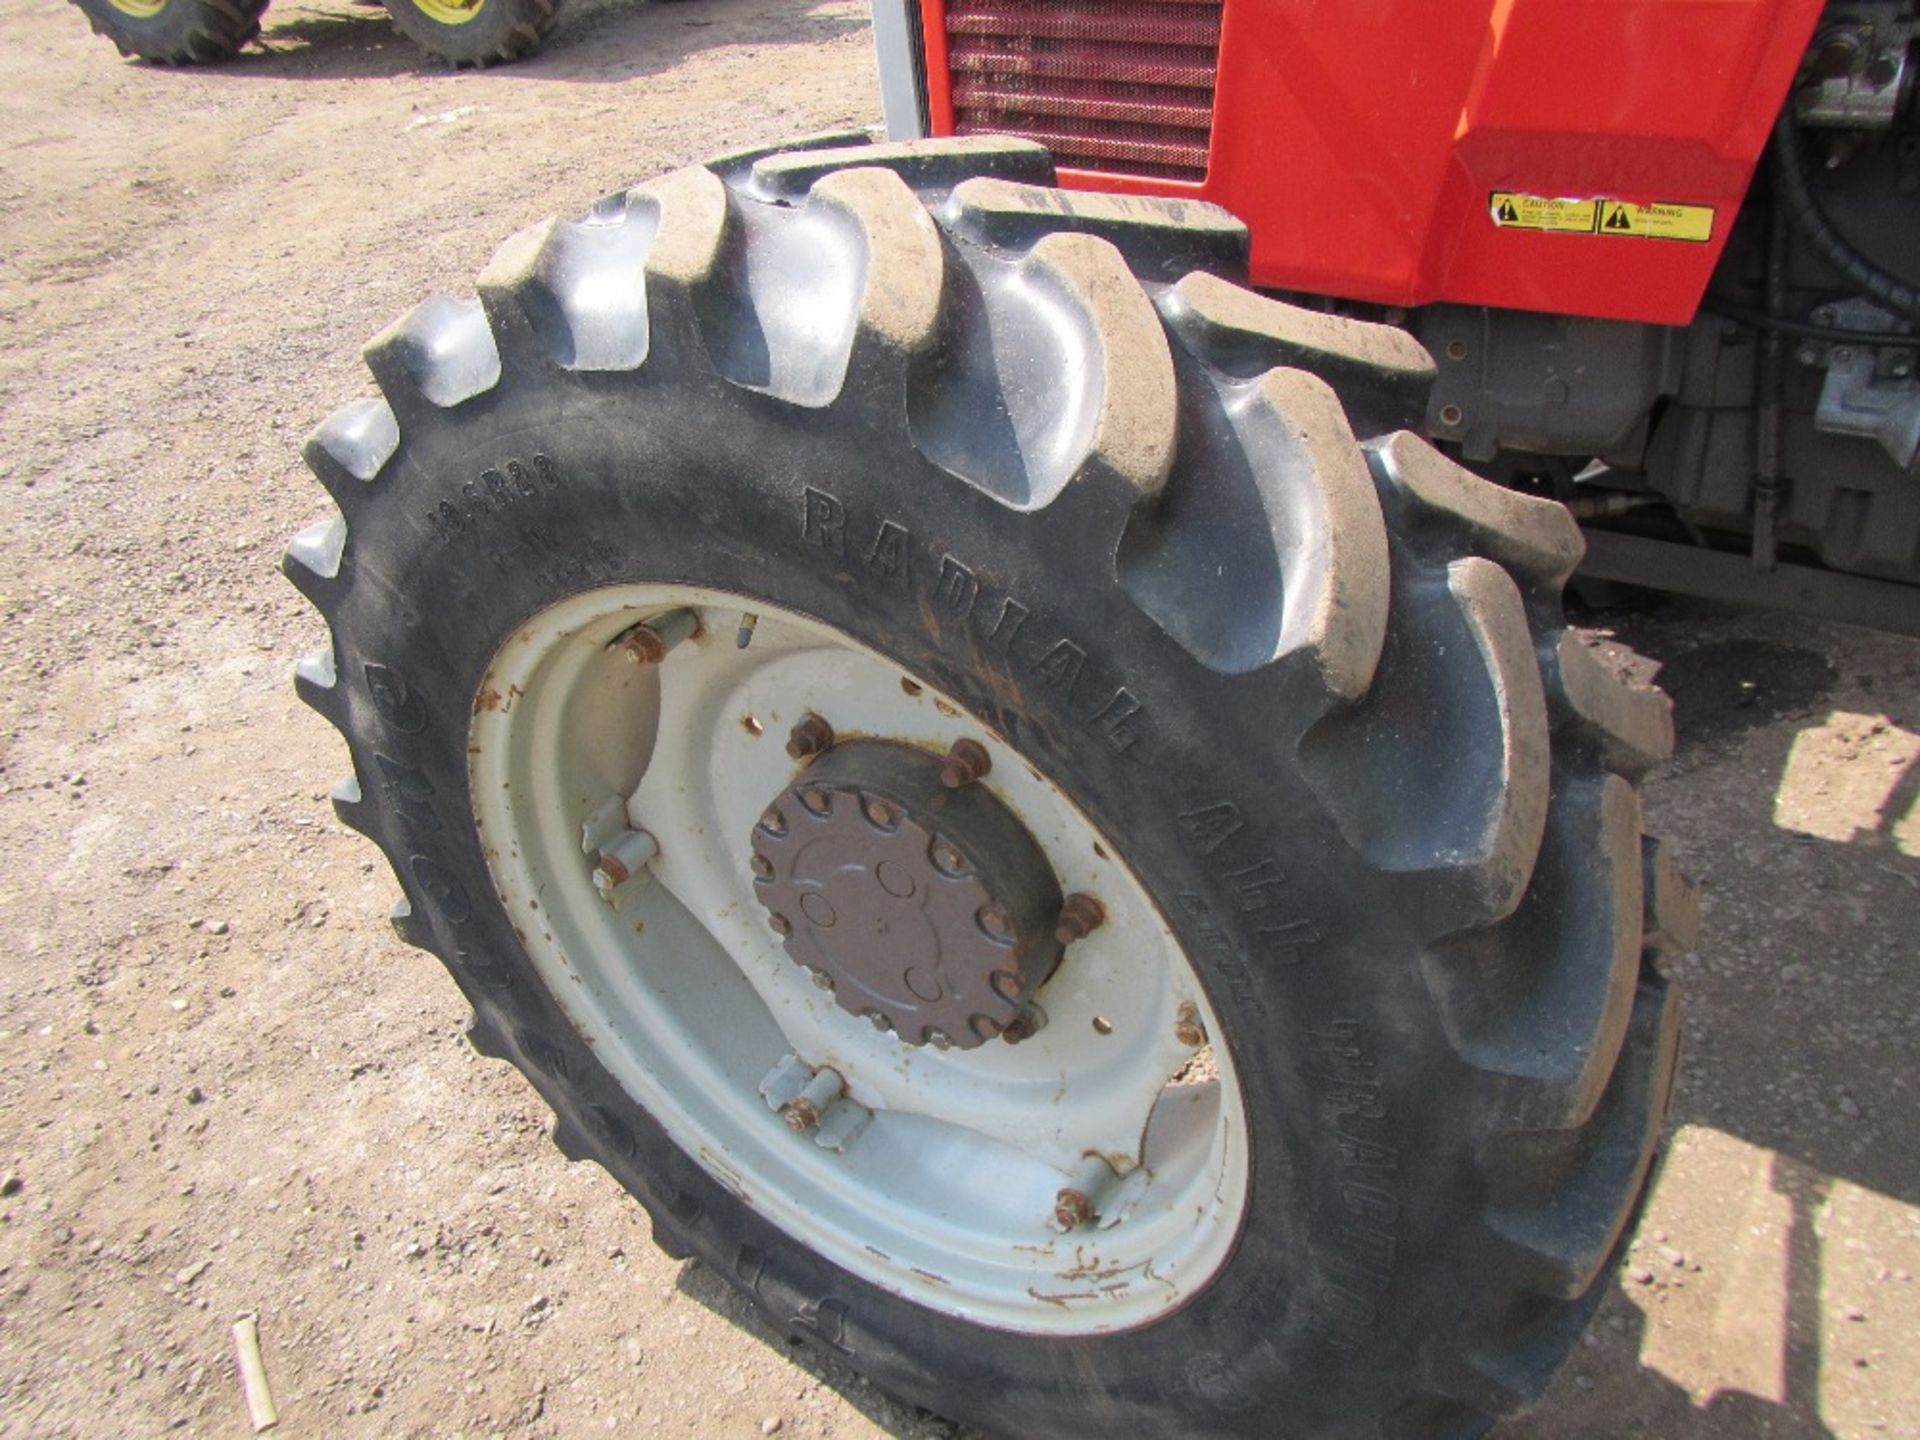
769, 913, 792, 937
592, 828, 659, 902
809, 968, 834, 991
969, 1013, 1005, 1042
939, 737, 991, 789
786, 713, 834, 761
798, 787, 833, 817
783, 1067, 845, 1133
925, 1028, 954, 1051
1053, 1187, 1095, 1232
618, 608, 699, 664
750, 853, 774, 880
862, 795, 900, 830
988, 968, 1021, 1003
1173, 1001, 1207, 1049
759, 806, 788, 838
1051, 1154, 1119, 1232
977, 906, 1014, 943
929, 838, 968, 876
1001, 1002, 1046, 1045
1054, 893, 1106, 946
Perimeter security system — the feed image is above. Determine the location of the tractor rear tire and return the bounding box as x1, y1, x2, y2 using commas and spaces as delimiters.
285, 135, 1694, 1438
380, 0, 556, 67
71, 0, 267, 63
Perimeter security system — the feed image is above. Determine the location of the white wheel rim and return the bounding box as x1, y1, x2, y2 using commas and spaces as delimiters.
469, 585, 1250, 1334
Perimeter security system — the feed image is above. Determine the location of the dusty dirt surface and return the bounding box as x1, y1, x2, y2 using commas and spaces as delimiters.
0, 2, 1916, 1436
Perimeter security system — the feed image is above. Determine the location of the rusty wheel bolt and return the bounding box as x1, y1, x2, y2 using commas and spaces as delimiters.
925, 1028, 954, 1051
988, 968, 1022, 1003
808, 968, 834, 991
759, 807, 788, 838
750, 853, 774, 880
867, 1011, 892, 1033
798, 787, 832, 817
1053, 1188, 1094, 1232
939, 737, 991, 789
977, 906, 1014, 943
969, 1013, 1005, 1042
929, 838, 968, 876
784, 1099, 821, 1133
1054, 892, 1106, 946
786, 713, 834, 761
769, 913, 792, 937
1001, 1003, 1045, 1045
862, 795, 900, 830
1173, 1001, 1207, 1049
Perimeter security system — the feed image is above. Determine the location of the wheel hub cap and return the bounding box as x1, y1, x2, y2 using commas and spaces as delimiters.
751, 741, 1062, 1048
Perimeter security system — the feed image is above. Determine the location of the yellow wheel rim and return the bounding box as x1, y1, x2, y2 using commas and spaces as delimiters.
411, 0, 485, 24
107, 0, 168, 18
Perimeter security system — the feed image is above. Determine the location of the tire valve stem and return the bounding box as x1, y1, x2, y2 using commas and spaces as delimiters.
617, 608, 699, 665
1052, 1154, 1119, 1233
735, 612, 758, 650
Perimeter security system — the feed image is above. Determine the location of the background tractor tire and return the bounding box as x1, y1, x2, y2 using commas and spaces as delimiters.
380, 0, 556, 67
285, 134, 1695, 1438
71, 0, 267, 64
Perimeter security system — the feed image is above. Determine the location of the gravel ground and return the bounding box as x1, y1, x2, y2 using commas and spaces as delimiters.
0, 2, 1915, 1436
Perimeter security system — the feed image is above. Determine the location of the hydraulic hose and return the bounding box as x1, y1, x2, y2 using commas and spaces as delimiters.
1771, 107, 1920, 324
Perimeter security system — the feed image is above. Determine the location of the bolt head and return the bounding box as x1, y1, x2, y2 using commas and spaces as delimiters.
798, 787, 832, 817
784, 1099, 820, 1133
769, 913, 792, 937
759, 807, 788, 838
977, 906, 1014, 943
939, 738, 991, 789
861, 795, 900, 830
925, 1028, 953, 1051
929, 837, 969, 876
750, 853, 774, 880
1053, 1189, 1094, 1231
809, 968, 834, 991
1001, 1004, 1044, 1045
785, 714, 834, 760
867, 1011, 892, 1033
1055, 893, 1106, 945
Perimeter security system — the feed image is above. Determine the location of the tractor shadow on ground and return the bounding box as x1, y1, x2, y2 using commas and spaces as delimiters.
181, 0, 866, 85
1589, 593, 1920, 1207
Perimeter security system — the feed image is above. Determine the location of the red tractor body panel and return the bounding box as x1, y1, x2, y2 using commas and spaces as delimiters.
921, 0, 1827, 325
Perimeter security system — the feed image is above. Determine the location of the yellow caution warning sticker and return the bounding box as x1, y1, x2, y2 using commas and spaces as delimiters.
1489, 192, 1716, 243
1489, 192, 1598, 235
1596, 199, 1715, 243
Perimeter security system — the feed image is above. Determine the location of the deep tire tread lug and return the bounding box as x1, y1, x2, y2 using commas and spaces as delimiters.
945, 175, 1249, 281
1163, 272, 1437, 438
1547, 629, 1676, 779
364, 294, 502, 420
742, 135, 1054, 203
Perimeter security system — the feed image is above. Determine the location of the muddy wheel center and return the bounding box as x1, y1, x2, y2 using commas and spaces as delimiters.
753, 741, 1063, 1050
468, 585, 1250, 1334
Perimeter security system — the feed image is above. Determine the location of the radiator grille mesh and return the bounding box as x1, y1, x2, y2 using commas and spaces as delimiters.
944, 1, 1223, 182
